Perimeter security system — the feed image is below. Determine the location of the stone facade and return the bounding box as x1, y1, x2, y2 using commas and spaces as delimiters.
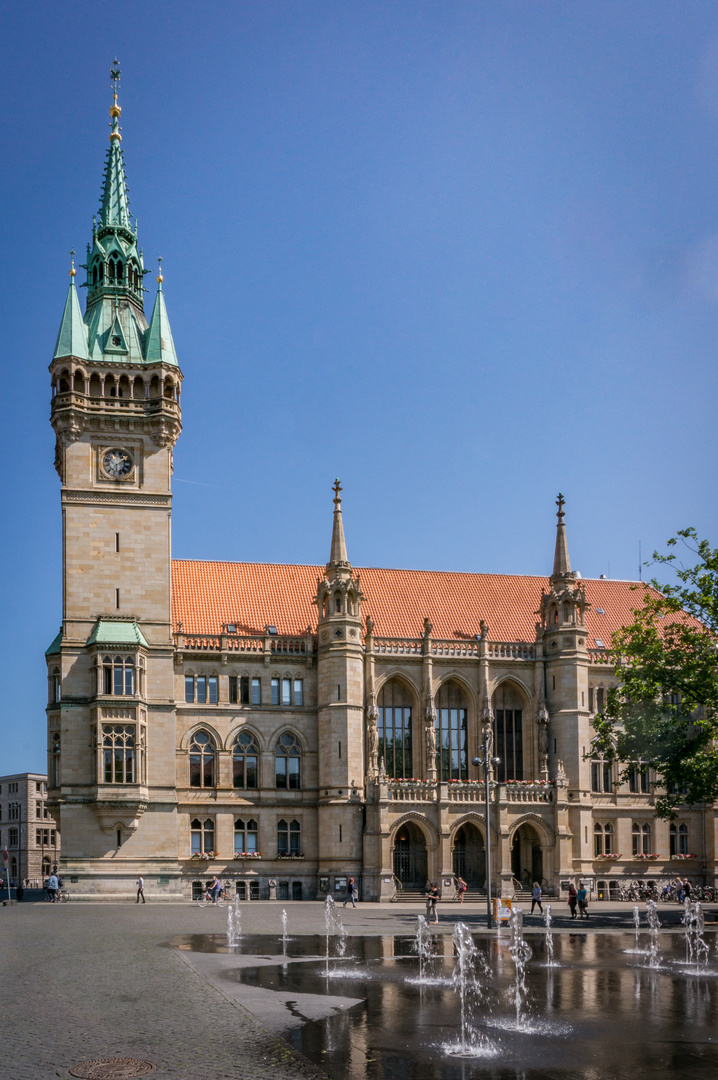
45, 79, 717, 902
0, 773, 60, 886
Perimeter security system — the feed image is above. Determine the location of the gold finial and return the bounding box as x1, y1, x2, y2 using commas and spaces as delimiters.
157, 255, 163, 284
109, 58, 122, 136
69, 249, 76, 278
333, 478, 342, 507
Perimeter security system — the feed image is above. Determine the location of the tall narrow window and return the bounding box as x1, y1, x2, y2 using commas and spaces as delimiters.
293, 679, 303, 706
102, 724, 135, 783
208, 676, 218, 704
51, 733, 60, 787
191, 817, 215, 855
233, 730, 259, 789
271, 677, 280, 705
434, 681, 468, 781
251, 677, 261, 705
493, 683, 524, 782
196, 676, 207, 704
670, 823, 688, 856
185, 676, 194, 703
378, 680, 413, 779
275, 733, 301, 789
189, 730, 216, 788
104, 655, 135, 695
234, 818, 259, 854
277, 818, 301, 855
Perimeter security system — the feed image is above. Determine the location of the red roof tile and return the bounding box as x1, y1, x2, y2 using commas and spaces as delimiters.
171, 560, 652, 649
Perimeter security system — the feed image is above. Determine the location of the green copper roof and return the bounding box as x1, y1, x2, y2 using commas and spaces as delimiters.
86, 619, 149, 647
99, 141, 131, 230
45, 630, 63, 656
144, 280, 178, 367
53, 279, 90, 361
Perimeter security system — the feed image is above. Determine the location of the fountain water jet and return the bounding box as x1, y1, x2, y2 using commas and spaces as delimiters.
645, 900, 661, 969
543, 904, 558, 967
323, 896, 347, 977
444, 923, 495, 1058
683, 900, 710, 972
227, 899, 241, 948
281, 908, 289, 956
509, 908, 533, 1029
414, 915, 432, 985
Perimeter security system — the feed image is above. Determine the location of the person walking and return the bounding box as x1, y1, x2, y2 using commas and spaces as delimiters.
568, 883, 578, 918
683, 878, 693, 903
530, 881, 543, 915
136, 875, 146, 903
343, 877, 357, 908
47, 872, 59, 903
426, 882, 440, 924
577, 883, 589, 918
456, 876, 467, 903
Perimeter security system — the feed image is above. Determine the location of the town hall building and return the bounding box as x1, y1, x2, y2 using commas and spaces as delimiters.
45, 72, 717, 901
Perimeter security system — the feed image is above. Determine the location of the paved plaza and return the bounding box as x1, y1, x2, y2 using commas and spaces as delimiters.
2, 898, 714, 1079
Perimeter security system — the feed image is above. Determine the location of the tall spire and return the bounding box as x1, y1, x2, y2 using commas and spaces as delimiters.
552, 492, 573, 579
327, 478, 349, 570
145, 258, 179, 366
99, 59, 130, 229
54, 252, 90, 361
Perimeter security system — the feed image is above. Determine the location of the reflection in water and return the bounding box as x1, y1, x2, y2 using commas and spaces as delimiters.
174, 930, 718, 1080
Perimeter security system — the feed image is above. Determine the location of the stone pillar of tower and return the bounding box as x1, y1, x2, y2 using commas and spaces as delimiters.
538, 493, 593, 876
45, 64, 183, 898
314, 481, 366, 896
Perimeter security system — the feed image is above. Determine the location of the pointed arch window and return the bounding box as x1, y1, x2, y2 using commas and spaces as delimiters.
378, 680, 413, 779
191, 817, 214, 856
102, 725, 135, 784
189, 730, 216, 788
670, 823, 688, 856
233, 730, 259, 789
275, 733, 301, 789
102, 655, 135, 695
492, 683, 523, 782
594, 821, 614, 856
632, 822, 652, 855
277, 818, 301, 856
434, 681, 468, 780
234, 818, 259, 854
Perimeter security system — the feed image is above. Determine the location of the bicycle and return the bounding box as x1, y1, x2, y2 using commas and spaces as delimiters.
195, 887, 228, 908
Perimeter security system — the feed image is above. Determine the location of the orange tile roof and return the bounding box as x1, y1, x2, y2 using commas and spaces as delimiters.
171, 560, 652, 649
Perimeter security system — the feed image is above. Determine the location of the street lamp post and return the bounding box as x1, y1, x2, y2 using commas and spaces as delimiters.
472, 735, 500, 929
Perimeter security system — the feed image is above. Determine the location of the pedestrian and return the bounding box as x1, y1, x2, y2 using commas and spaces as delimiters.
426, 881, 440, 924
568, 883, 578, 919
456, 876, 467, 903
136, 875, 146, 903
676, 876, 684, 903
343, 877, 357, 908
207, 875, 221, 903
683, 878, 692, 902
530, 881, 543, 915
577, 883, 589, 918
47, 872, 59, 903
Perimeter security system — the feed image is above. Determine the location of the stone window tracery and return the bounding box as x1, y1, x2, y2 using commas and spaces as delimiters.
234, 817, 258, 854
191, 817, 214, 856
102, 655, 136, 696
378, 680, 413, 779
632, 822, 652, 855
492, 683, 524, 782
275, 733, 301, 789
434, 681, 468, 781
670, 823, 688, 856
189, 730, 216, 788
594, 821, 614, 856
102, 724, 135, 783
233, 730, 259, 789
277, 818, 301, 856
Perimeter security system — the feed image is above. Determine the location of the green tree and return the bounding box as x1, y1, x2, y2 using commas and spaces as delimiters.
592, 529, 718, 818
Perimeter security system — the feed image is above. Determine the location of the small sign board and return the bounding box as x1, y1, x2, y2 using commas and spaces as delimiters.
335, 877, 347, 891
444, 878, 452, 887
560, 880, 571, 892
157, 876, 170, 885
319, 876, 329, 892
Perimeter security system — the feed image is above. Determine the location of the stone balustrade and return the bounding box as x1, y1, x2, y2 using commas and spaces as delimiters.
386, 781, 437, 802
587, 648, 613, 665
486, 641, 535, 660
381, 779, 555, 805
504, 782, 554, 803
373, 638, 423, 655
431, 640, 479, 657
175, 632, 315, 654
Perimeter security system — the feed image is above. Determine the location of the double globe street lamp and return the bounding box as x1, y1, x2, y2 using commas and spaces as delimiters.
472, 735, 501, 928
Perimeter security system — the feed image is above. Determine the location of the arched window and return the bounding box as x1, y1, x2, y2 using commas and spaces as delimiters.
632, 822, 651, 855
73, 370, 84, 393
492, 683, 524, 782
189, 730, 216, 788
591, 757, 612, 793
334, 592, 342, 613
191, 817, 215, 856
670, 823, 688, 857
275, 733, 301, 789
51, 733, 60, 788
434, 681, 468, 780
277, 818, 301, 856
102, 724, 135, 783
102, 655, 135, 695
234, 818, 259, 854
50, 668, 61, 704
233, 731, 259, 789
378, 680, 413, 779
42, 855, 51, 877
594, 821, 614, 856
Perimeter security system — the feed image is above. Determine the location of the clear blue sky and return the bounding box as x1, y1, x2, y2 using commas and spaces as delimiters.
2, 2, 717, 773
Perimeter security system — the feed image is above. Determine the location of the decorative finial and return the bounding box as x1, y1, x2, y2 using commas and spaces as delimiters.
157, 254, 163, 284
109, 58, 122, 141
69, 249, 76, 278
556, 492, 565, 520
333, 478, 342, 508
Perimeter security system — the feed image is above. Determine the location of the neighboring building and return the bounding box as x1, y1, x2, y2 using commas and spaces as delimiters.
0, 773, 60, 886
45, 74, 717, 901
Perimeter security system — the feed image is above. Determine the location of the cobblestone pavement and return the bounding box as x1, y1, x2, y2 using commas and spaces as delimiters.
2, 898, 715, 1079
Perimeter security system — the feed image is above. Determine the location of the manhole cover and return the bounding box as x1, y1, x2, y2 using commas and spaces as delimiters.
69, 1059, 156, 1079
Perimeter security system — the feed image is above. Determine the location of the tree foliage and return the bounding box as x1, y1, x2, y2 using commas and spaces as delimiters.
592, 529, 718, 817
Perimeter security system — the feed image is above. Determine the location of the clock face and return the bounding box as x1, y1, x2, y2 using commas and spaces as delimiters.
103, 448, 133, 478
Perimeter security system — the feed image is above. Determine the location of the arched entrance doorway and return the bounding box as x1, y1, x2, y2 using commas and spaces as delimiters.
511, 823, 543, 889
452, 823, 485, 888
393, 822, 428, 888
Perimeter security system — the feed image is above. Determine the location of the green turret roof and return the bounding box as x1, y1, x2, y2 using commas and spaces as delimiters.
54, 62, 180, 370
53, 277, 90, 361
45, 629, 63, 656
86, 619, 149, 647
144, 276, 179, 367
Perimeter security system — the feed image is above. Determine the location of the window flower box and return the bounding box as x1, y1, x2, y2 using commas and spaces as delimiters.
190, 851, 215, 861
233, 851, 262, 860
633, 853, 660, 860
670, 853, 697, 860
595, 853, 622, 860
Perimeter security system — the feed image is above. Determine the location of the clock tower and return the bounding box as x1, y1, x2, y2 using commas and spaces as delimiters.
46, 62, 183, 896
